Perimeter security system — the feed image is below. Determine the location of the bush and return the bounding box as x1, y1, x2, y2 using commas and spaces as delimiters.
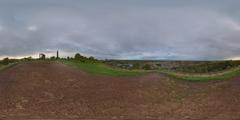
22, 57, 32, 61
74, 53, 82, 59
2, 57, 9, 65
50, 56, 56, 60
142, 64, 151, 70
175, 61, 240, 73
132, 63, 140, 69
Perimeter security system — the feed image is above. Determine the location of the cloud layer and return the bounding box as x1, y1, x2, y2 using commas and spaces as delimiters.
0, 0, 240, 60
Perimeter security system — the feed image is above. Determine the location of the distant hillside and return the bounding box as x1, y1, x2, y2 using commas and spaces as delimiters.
105, 60, 240, 73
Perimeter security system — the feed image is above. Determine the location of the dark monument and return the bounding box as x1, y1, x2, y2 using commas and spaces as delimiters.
57, 50, 59, 59
39, 53, 46, 60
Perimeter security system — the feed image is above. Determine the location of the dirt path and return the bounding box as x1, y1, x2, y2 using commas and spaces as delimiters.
0, 61, 239, 120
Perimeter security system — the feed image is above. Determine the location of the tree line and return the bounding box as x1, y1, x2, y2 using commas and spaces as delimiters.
0, 53, 98, 65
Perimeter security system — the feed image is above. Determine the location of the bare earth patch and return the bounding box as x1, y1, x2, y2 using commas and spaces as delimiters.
0, 61, 239, 120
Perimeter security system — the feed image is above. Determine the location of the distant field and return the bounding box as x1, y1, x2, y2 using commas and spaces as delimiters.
103, 60, 240, 81
105, 60, 240, 72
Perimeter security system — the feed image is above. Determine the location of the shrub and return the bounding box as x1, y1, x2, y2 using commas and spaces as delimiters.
50, 56, 56, 60
74, 53, 82, 59
2, 57, 9, 65
142, 64, 151, 70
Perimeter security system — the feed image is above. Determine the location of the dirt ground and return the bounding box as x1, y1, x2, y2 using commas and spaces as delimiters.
0, 61, 239, 120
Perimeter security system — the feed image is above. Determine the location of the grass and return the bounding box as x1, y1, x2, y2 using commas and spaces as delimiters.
58, 60, 240, 80
160, 67, 240, 81
0, 59, 236, 81
0, 63, 17, 71
58, 60, 145, 76
0, 64, 4, 70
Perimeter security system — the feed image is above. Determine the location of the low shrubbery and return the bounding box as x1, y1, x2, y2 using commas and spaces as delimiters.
1, 53, 240, 81
161, 67, 240, 81
0, 57, 19, 65
174, 61, 240, 73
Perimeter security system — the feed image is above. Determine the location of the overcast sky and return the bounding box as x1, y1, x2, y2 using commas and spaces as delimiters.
0, 0, 240, 60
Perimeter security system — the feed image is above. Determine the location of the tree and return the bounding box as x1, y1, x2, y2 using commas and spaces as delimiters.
88, 56, 96, 61
23, 56, 32, 61
2, 57, 9, 65
39, 53, 46, 60
74, 53, 82, 59
50, 56, 56, 60
89, 56, 94, 59
142, 64, 151, 70
132, 63, 140, 69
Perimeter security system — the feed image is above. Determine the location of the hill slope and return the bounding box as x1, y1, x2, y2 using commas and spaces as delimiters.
0, 61, 239, 119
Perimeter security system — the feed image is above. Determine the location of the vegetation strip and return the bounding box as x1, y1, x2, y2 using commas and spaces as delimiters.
58, 60, 145, 77
160, 67, 240, 81
0, 63, 18, 72
1, 53, 240, 81
58, 60, 240, 81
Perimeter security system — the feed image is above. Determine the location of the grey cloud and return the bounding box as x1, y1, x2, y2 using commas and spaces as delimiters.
0, 0, 240, 60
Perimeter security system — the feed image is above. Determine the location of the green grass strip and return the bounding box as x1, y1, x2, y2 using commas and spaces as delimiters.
58, 60, 145, 77
0, 63, 17, 72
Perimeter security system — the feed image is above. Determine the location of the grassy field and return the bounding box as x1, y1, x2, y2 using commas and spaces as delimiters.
1, 59, 240, 81
58, 60, 145, 76
60, 60, 240, 81
0, 63, 16, 72
57, 59, 240, 81
160, 67, 240, 81
0, 64, 3, 70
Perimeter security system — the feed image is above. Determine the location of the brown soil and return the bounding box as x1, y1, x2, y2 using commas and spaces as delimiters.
0, 61, 240, 120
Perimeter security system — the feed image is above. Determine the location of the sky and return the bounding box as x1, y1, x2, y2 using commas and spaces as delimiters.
0, 0, 240, 60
